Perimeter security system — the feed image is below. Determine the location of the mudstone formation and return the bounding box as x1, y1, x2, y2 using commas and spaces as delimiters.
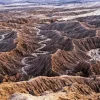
0, 4, 100, 100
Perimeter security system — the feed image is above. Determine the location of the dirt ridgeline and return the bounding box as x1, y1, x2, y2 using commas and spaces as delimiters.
0, 8, 100, 100
0, 15, 99, 82
52, 36, 100, 76
0, 75, 99, 100
0, 26, 39, 81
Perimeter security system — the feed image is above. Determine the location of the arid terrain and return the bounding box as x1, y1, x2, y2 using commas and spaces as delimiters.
0, 2, 100, 100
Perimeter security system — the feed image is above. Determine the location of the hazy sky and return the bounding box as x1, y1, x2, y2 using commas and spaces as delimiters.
1, 0, 23, 1
0, 0, 99, 3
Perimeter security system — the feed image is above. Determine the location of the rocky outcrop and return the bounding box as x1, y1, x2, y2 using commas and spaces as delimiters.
0, 76, 99, 100
0, 6, 100, 100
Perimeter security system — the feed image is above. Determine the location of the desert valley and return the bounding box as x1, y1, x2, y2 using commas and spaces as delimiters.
0, 0, 100, 100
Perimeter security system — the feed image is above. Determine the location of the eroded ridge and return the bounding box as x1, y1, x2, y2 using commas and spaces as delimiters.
0, 76, 99, 100
0, 4, 100, 100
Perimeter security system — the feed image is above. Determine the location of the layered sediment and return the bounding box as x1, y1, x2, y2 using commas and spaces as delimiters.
0, 5, 100, 100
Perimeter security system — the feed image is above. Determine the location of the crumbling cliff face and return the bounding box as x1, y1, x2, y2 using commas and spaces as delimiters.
0, 6, 100, 100
52, 36, 100, 76
0, 76, 99, 100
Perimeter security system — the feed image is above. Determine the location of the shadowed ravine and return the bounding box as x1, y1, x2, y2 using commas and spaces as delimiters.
0, 4, 100, 100
0, 30, 17, 52
21, 27, 52, 76
0, 32, 8, 41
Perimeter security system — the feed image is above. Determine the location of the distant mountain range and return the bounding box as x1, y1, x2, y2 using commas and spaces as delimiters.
0, 0, 99, 5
